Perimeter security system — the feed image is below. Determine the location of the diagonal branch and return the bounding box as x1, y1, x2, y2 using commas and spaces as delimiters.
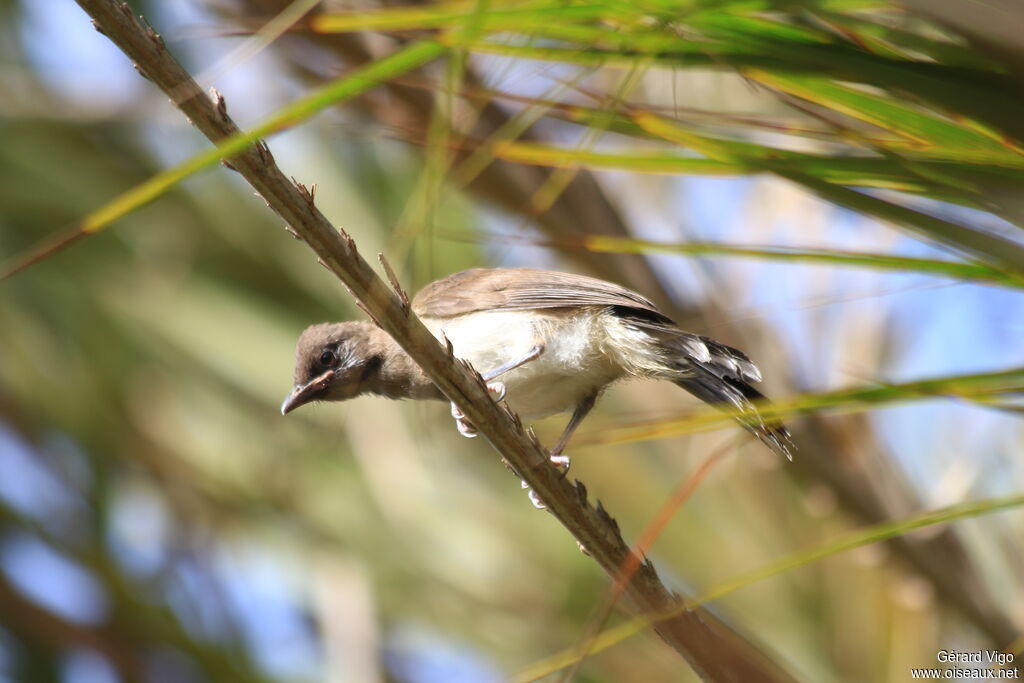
72, 2, 796, 681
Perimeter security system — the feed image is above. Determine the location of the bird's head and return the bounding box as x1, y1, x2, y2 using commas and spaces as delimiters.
280, 321, 386, 415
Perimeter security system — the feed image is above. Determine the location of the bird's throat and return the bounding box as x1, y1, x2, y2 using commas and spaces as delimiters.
364, 333, 444, 402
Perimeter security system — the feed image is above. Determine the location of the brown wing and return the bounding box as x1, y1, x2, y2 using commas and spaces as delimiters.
412, 268, 669, 321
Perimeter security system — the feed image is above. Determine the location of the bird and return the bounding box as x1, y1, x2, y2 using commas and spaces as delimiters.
281, 267, 793, 467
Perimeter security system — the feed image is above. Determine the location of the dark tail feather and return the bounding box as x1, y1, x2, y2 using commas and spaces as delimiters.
619, 320, 794, 459
674, 371, 794, 460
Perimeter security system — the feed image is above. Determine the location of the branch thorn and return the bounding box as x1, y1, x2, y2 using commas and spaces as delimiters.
377, 253, 410, 311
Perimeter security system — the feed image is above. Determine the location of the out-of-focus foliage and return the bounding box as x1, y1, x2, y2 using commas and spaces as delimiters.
1, 1, 1022, 682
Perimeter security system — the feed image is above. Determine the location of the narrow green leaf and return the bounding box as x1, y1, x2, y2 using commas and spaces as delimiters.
534, 97, 1016, 167
476, 21, 686, 53
683, 11, 831, 45
513, 492, 1024, 682
810, 10, 998, 69
745, 70, 1015, 155
493, 141, 743, 174
777, 171, 1024, 275
471, 230, 1024, 287
630, 113, 1024, 274
313, 4, 612, 34
81, 41, 446, 233
492, 141, 1024, 203
696, 22, 1024, 141
455, 38, 1024, 143
631, 110, 766, 161
585, 367, 1024, 447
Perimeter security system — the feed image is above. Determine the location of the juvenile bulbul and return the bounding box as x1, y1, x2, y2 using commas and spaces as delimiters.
281, 267, 793, 463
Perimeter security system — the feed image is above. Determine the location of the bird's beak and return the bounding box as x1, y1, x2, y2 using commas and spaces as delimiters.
280, 369, 335, 415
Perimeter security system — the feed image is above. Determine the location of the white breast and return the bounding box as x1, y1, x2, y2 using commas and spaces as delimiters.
424, 309, 646, 421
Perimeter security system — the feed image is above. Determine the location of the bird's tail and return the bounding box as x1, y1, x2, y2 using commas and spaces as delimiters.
655, 331, 794, 460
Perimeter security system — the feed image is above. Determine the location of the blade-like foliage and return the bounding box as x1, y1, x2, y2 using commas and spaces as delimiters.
83, 40, 446, 233
454, 228, 1024, 287
584, 367, 1024, 446
514, 491, 1024, 682
307, 0, 1024, 275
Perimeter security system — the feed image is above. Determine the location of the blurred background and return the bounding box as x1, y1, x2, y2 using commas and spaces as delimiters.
1, 0, 1023, 681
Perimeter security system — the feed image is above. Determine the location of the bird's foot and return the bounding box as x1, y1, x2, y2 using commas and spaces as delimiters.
521, 479, 546, 509
486, 380, 506, 401
450, 402, 477, 438
449, 381, 507, 439
549, 452, 570, 475
518, 453, 571, 509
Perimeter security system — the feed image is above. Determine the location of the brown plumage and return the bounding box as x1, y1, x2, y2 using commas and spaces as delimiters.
412, 267, 665, 318
283, 268, 793, 461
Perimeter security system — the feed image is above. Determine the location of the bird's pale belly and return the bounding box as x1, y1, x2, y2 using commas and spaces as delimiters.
426, 308, 625, 421
498, 368, 609, 420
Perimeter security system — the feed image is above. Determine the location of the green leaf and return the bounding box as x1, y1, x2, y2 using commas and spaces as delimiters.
455, 35, 1024, 143
81, 41, 446, 234
695, 20, 1024, 141
513, 491, 1024, 682
467, 229, 1024, 287
745, 71, 1014, 153
777, 171, 1024, 275
585, 367, 1024, 446
630, 113, 1024, 274
492, 141, 1024, 204
313, 3, 614, 34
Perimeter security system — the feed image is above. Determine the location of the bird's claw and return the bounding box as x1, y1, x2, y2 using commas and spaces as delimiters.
518, 452, 571, 508
450, 403, 477, 438
449, 382, 507, 438
456, 418, 478, 438
549, 453, 570, 475
486, 380, 506, 401
521, 479, 546, 509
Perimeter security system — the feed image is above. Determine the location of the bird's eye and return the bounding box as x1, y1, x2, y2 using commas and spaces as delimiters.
319, 349, 337, 366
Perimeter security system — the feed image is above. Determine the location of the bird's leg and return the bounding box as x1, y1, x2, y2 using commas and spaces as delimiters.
480, 344, 545, 381
450, 343, 545, 438
444, 341, 559, 511
515, 392, 598, 510
547, 393, 597, 473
